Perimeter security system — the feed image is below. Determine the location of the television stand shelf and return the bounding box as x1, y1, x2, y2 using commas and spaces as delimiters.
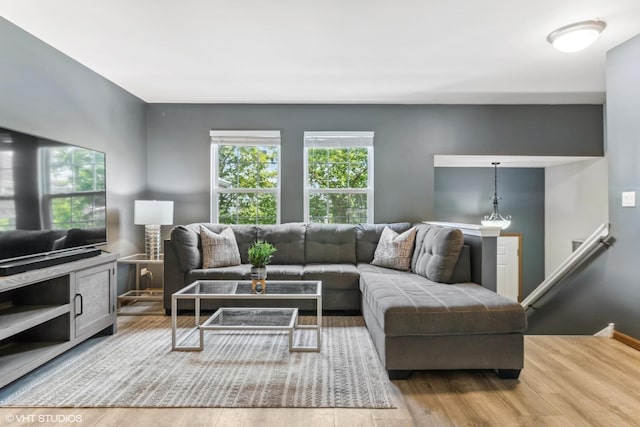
0, 252, 118, 389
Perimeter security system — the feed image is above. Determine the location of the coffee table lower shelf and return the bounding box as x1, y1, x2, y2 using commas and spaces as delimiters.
172, 307, 320, 352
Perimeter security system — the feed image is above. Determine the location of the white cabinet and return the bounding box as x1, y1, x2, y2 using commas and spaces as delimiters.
0, 253, 117, 388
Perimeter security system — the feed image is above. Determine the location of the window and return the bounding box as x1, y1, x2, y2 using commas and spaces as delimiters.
304, 131, 374, 224
42, 147, 106, 229
211, 130, 281, 224
0, 150, 15, 230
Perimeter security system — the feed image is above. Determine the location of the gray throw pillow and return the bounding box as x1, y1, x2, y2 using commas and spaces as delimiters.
200, 226, 241, 268
412, 226, 464, 283
371, 226, 417, 271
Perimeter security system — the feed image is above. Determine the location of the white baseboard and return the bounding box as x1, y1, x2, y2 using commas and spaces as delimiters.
594, 323, 615, 337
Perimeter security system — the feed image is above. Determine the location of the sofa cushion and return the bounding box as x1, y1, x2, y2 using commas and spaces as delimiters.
357, 262, 405, 275
187, 264, 251, 281
220, 225, 258, 264
303, 263, 360, 290
411, 225, 464, 283
258, 223, 305, 265
201, 224, 257, 265
355, 222, 412, 263
359, 271, 527, 337
265, 264, 304, 280
371, 226, 416, 271
305, 224, 356, 264
200, 226, 241, 268
170, 224, 258, 271
169, 225, 202, 271
450, 245, 472, 283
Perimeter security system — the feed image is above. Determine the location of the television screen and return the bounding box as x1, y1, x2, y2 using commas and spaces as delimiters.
0, 126, 107, 263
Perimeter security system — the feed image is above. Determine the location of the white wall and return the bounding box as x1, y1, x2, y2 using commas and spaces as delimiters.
545, 158, 608, 276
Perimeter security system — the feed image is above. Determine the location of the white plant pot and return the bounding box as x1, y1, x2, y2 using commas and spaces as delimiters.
250, 267, 267, 280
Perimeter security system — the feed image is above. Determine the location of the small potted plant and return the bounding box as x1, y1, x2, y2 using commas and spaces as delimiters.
247, 240, 277, 290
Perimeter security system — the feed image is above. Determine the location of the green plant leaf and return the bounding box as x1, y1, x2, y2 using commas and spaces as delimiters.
247, 240, 277, 267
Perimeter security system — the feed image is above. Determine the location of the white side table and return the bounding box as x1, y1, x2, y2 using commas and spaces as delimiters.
117, 253, 164, 315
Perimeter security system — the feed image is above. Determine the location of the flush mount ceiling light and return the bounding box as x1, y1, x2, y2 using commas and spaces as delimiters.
547, 19, 606, 53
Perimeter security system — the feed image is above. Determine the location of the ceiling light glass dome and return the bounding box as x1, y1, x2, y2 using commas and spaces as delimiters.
547, 20, 606, 53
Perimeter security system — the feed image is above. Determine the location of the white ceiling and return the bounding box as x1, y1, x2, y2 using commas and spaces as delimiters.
1, 0, 639, 104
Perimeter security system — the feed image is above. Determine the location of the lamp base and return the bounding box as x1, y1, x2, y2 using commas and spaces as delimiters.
144, 224, 162, 260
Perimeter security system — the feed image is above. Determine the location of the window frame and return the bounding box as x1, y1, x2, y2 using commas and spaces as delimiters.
303, 131, 374, 224
210, 130, 282, 225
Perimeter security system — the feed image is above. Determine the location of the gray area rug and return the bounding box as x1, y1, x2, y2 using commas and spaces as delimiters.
0, 316, 395, 408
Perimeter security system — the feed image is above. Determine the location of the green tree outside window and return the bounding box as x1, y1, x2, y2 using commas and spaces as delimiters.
306, 144, 372, 224
215, 144, 279, 224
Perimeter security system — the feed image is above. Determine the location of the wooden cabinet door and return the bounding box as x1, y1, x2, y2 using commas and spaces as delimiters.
74, 263, 115, 339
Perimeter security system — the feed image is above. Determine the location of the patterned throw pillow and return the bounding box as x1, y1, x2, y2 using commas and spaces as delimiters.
371, 226, 417, 271
200, 226, 241, 268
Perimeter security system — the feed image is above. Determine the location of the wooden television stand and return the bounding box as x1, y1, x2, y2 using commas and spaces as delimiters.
0, 252, 118, 389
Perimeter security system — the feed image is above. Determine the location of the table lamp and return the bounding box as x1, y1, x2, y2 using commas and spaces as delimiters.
134, 200, 174, 260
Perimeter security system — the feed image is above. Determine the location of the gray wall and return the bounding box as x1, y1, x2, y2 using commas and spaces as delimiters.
434, 167, 545, 298
527, 34, 640, 338
147, 104, 602, 227
0, 18, 148, 258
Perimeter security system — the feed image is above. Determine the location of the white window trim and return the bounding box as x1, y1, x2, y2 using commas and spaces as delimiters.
303, 131, 374, 223
210, 130, 281, 224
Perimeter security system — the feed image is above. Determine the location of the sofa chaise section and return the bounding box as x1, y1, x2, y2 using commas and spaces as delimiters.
359, 269, 526, 378
358, 223, 526, 379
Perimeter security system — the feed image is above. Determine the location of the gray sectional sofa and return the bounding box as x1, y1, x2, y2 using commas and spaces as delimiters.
164, 222, 526, 379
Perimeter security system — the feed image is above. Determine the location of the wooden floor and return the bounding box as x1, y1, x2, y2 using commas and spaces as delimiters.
1, 327, 640, 427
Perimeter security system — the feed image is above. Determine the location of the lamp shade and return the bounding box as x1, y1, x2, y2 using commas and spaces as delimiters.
134, 200, 174, 225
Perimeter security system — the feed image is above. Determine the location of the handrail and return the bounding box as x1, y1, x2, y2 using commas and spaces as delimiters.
521, 223, 610, 315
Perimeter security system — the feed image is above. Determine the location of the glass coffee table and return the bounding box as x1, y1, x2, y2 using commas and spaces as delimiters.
171, 280, 322, 352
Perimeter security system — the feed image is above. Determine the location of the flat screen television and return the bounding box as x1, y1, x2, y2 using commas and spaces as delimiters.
0, 126, 106, 274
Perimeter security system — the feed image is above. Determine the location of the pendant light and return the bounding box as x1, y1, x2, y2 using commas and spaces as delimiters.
481, 162, 511, 229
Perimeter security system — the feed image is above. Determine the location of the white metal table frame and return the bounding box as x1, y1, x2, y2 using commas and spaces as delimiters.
171, 280, 322, 352
198, 307, 299, 352
117, 253, 164, 315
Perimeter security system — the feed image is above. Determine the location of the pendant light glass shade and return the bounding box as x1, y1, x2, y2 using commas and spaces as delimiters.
481, 162, 511, 229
